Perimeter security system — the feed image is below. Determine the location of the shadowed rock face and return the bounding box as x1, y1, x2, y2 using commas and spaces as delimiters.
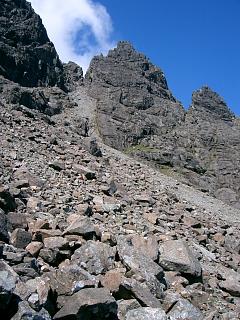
0, 0, 64, 88
86, 42, 240, 208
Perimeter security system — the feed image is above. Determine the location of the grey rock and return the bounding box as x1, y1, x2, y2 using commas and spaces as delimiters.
0, 260, 18, 310
126, 307, 167, 320
39, 248, 69, 267
88, 138, 102, 157
224, 233, 240, 254
43, 263, 98, 298
86, 42, 240, 208
13, 258, 40, 279
43, 237, 69, 250
102, 179, 117, 196
10, 229, 32, 249
49, 161, 65, 172
217, 265, 240, 297
63, 61, 83, 92
118, 299, 141, 320
11, 301, 51, 320
159, 240, 202, 277
72, 164, 96, 180
117, 235, 165, 296
53, 288, 118, 320
63, 216, 96, 239
119, 278, 162, 308
72, 240, 116, 275
0, 185, 16, 213
167, 298, 204, 320
7, 212, 28, 232
0, 209, 9, 242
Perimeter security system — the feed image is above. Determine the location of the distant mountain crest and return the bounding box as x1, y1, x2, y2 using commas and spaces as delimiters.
191, 86, 234, 120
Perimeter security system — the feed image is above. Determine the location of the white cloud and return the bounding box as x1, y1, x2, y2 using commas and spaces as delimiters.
29, 0, 115, 72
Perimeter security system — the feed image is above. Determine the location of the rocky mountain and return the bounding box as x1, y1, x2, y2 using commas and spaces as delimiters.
86, 42, 240, 209
0, 1, 240, 319
0, 0, 64, 88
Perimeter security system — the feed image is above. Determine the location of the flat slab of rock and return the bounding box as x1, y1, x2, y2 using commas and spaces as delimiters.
100, 269, 125, 293
53, 288, 117, 319
217, 264, 240, 297
26, 241, 43, 257
44, 237, 69, 250
63, 216, 96, 240
120, 279, 161, 308
167, 298, 204, 320
126, 307, 167, 320
159, 240, 202, 277
129, 234, 159, 261
117, 235, 165, 296
118, 299, 141, 319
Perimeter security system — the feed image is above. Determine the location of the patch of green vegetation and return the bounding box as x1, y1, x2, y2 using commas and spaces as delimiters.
159, 165, 174, 175
158, 165, 186, 180
124, 144, 160, 154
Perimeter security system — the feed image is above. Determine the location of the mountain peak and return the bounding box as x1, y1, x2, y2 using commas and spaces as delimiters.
191, 86, 235, 120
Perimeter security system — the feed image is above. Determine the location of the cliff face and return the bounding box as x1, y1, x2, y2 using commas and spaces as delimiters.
0, 0, 64, 88
0, 0, 85, 115
86, 42, 240, 208
85, 41, 185, 150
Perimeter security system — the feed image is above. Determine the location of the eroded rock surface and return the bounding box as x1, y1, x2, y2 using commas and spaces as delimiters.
86, 42, 240, 208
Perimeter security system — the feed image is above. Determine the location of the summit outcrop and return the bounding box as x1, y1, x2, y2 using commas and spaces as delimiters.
86, 42, 240, 208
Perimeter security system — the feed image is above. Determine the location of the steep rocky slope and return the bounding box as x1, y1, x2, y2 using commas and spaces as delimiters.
1, 84, 240, 320
0, 1, 240, 319
86, 42, 240, 209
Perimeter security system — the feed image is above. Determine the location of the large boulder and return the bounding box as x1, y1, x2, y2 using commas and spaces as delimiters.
53, 288, 118, 320
72, 241, 116, 275
159, 240, 202, 278
167, 298, 204, 320
117, 235, 165, 297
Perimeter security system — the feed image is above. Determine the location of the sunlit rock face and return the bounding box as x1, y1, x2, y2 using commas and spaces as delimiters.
85, 41, 185, 150
86, 42, 240, 208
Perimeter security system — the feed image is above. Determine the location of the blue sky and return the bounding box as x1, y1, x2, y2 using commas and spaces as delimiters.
99, 0, 240, 115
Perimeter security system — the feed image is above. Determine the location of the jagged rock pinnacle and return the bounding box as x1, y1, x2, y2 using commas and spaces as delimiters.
191, 86, 234, 120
